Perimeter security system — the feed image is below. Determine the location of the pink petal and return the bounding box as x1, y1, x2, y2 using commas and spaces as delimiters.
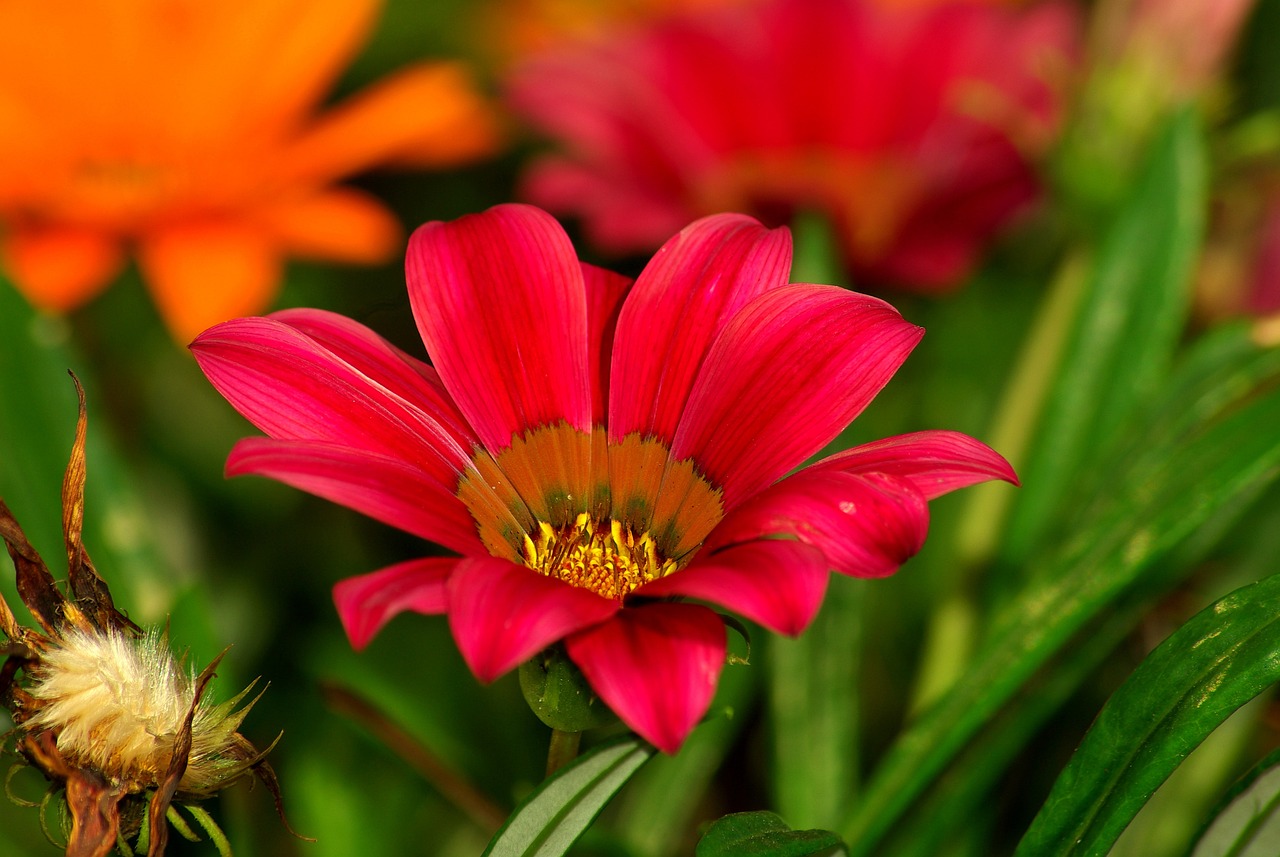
636, 539, 829, 635
673, 285, 923, 508
191, 316, 474, 470
812, 429, 1018, 500
334, 558, 458, 650
406, 204, 592, 452
565, 603, 726, 754
864, 139, 1040, 291
608, 214, 792, 445
268, 307, 476, 446
226, 437, 482, 556
582, 263, 632, 424
707, 470, 929, 579
448, 556, 619, 683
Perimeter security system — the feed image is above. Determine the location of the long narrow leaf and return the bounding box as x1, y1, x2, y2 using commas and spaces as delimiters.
1016, 573, 1280, 855
839, 327, 1280, 854
1004, 109, 1206, 564
1189, 748, 1280, 857
881, 603, 1136, 857
483, 735, 655, 857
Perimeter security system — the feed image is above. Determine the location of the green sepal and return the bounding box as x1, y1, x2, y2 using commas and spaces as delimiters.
519, 647, 618, 732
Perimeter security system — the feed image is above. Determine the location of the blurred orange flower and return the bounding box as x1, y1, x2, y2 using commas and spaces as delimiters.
0, 0, 501, 340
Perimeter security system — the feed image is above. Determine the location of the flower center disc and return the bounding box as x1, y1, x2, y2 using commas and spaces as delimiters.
522, 513, 675, 601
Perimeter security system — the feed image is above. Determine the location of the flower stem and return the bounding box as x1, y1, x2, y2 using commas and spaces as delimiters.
546, 729, 582, 777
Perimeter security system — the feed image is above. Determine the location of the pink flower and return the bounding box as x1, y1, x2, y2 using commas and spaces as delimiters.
191, 204, 1015, 752
506, 0, 1079, 291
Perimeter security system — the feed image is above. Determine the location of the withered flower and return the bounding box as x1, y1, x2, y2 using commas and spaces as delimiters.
0, 376, 288, 857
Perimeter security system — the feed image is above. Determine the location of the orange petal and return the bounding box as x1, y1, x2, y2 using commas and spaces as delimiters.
280, 62, 503, 184
0, 226, 124, 311
138, 0, 382, 144
137, 221, 281, 342
259, 188, 401, 263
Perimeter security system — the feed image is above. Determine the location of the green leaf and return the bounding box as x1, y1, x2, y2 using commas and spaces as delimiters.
1016, 573, 1280, 856
1187, 747, 1280, 857
878, 604, 1134, 857
1004, 109, 1206, 564
696, 812, 847, 857
839, 325, 1280, 855
482, 735, 655, 857
1112, 698, 1264, 857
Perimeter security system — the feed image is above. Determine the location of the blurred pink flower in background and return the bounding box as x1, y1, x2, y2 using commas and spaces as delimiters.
192, 204, 1015, 752
1198, 176, 1280, 325
506, 0, 1079, 292
1246, 198, 1280, 317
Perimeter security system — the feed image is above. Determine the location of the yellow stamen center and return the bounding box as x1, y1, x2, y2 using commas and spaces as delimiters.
522, 512, 677, 601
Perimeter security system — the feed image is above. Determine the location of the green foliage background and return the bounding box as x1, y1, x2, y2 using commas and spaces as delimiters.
4, 1, 1280, 856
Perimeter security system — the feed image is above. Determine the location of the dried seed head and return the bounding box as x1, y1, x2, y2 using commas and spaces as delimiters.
0, 374, 297, 856
27, 627, 254, 794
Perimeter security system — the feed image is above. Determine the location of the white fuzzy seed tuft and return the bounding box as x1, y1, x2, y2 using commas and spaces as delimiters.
27, 627, 238, 786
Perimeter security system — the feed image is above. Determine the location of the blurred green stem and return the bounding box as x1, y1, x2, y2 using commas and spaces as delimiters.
771, 574, 862, 827
546, 729, 582, 777
909, 252, 1087, 713
321, 682, 506, 832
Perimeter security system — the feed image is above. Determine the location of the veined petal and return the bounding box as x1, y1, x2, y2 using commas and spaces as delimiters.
267, 307, 476, 447
191, 315, 474, 470
226, 437, 482, 556
812, 430, 1018, 500
637, 539, 829, 636
608, 214, 791, 444
582, 262, 632, 424
138, 221, 281, 342
407, 204, 592, 451
448, 556, 618, 683
1, 225, 124, 312
259, 188, 401, 264
673, 285, 923, 508
707, 470, 929, 578
565, 603, 725, 754
334, 557, 457, 650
